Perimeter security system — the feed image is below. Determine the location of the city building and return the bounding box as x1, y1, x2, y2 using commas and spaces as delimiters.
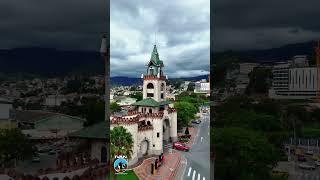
110, 45, 178, 166
0, 97, 13, 128
16, 110, 85, 140
235, 63, 259, 94
269, 55, 320, 99
194, 77, 210, 95
44, 94, 67, 107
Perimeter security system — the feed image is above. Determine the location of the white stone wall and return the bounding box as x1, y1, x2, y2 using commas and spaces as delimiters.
169, 111, 178, 142
143, 79, 165, 102
150, 118, 163, 155
137, 129, 153, 158
90, 140, 107, 161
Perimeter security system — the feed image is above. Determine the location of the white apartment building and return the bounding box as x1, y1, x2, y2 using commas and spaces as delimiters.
269, 55, 320, 99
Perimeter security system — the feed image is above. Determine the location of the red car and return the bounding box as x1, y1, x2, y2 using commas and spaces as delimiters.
173, 142, 191, 152
298, 155, 306, 162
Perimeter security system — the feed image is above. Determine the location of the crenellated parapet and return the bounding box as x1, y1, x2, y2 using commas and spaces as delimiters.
137, 112, 164, 119
143, 75, 166, 80
111, 116, 139, 125
111, 112, 165, 125
127, 111, 141, 116
168, 107, 176, 114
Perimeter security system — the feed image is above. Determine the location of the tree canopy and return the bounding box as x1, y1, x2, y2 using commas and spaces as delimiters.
110, 126, 134, 160
0, 128, 34, 167
213, 127, 279, 180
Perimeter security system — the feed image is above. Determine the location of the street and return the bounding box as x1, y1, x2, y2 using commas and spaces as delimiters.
181, 112, 210, 180
278, 143, 320, 180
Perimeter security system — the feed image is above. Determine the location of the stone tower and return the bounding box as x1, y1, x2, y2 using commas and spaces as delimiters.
143, 45, 166, 102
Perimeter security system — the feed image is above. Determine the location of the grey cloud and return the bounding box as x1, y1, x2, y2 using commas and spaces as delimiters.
214, 0, 320, 51
0, 0, 107, 50
111, 0, 210, 77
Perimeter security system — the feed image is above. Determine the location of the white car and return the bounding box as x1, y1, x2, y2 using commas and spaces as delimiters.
299, 163, 316, 170
306, 150, 313, 155
315, 160, 320, 166
32, 156, 40, 162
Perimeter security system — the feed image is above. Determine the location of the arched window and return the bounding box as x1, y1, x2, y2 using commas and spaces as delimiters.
149, 109, 152, 113
147, 121, 151, 126
161, 83, 165, 91
147, 83, 154, 89
149, 67, 154, 75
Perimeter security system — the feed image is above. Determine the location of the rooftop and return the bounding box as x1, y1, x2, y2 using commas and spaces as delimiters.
132, 98, 172, 107
68, 121, 107, 140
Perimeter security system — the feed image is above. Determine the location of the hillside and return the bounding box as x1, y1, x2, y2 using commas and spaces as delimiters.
0, 47, 104, 78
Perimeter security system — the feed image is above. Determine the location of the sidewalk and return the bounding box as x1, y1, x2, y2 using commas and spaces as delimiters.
133, 152, 182, 180
178, 126, 199, 146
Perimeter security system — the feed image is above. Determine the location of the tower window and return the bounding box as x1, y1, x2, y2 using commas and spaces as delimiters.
161, 83, 165, 91
147, 93, 154, 97
147, 83, 154, 89
161, 93, 164, 99
149, 109, 152, 113
157, 132, 160, 138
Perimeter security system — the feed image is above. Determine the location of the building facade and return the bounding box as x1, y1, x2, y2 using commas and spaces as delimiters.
110, 45, 178, 165
269, 55, 320, 99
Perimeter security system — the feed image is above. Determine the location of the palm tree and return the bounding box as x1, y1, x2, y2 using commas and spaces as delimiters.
110, 126, 134, 161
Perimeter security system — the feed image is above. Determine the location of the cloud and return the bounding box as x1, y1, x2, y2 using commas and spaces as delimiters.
0, 0, 107, 51
110, 0, 210, 78
213, 0, 320, 51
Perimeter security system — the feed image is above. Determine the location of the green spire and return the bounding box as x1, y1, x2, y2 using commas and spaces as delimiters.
149, 45, 163, 66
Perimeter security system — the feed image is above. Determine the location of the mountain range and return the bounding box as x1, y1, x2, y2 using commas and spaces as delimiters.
0, 47, 104, 78
214, 40, 319, 63
110, 75, 209, 86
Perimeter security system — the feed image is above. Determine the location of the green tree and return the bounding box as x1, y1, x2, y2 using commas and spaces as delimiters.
213, 127, 279, 180
110, 102, 121, 113
0, 128, 34, 167
84, 99, 105, 126
187, 82, 195, 92
246, 67, 272, 95
174, 101, 197, 127
110, 126, 134, 161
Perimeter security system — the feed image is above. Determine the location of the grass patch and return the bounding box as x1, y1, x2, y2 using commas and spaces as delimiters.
109, 170, 139, 180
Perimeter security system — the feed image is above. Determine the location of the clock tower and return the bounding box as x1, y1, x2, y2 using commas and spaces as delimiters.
142, 45, 167, 102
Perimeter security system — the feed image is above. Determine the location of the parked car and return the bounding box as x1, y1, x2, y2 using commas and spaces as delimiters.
298, 155, 307, 162
192, 120, 201, 124
298, 163, 316, 170
315, 160, 320, 166
306, 150, 313, 155
312, 154, 320, 161
173, 142, 191, 152
32, 156, 40, 162
48, 150, 56, 155
272, 170, 289, 179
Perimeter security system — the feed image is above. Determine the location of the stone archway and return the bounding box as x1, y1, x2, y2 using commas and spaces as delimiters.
101, 146, 107, 163
138, 139, 149, 158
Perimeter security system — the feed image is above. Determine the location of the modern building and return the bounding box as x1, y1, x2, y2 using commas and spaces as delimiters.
0, 97, 13, 128
235, 63, 259, 94
44, 95, 66, 107
194, 79, 210, 95
110, 45, 178, 166
269, 55, 320, 99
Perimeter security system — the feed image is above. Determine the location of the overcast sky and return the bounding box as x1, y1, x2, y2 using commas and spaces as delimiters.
0, 0, 106, 51
213, 0, 320, 52
110, 0, 210, 78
